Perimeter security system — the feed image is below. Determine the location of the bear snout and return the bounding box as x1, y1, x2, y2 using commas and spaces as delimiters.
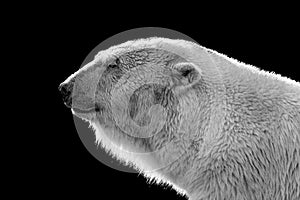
58, 78, 75, 108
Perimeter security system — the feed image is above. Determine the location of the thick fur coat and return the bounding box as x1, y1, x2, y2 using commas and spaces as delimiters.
59, 38, 300, 200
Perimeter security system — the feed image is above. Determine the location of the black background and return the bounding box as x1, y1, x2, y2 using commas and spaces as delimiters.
18, 8, 299, 200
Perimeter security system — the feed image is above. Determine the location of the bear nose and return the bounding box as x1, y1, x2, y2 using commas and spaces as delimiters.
58, 79, 75, 108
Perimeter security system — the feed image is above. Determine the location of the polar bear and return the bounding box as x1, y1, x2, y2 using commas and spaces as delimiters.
59, 37, 300, 200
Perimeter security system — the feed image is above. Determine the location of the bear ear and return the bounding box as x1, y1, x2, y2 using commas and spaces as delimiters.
172, 62, 202, 86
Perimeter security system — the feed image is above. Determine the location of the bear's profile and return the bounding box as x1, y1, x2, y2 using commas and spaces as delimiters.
59, 37, 300, 200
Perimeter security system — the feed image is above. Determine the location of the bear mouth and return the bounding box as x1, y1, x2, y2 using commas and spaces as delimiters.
71, 107, 97, 122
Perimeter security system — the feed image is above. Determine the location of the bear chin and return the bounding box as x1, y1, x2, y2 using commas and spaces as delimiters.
73, 109, 161, 172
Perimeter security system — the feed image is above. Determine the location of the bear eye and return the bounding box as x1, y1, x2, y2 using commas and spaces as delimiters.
108, 64, 118, 69
108, 58, 120, 69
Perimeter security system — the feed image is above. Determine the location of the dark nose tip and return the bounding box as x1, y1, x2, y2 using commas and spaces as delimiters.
58, 79, 75, 108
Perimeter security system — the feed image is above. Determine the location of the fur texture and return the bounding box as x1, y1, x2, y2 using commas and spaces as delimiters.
59, 37, 300, 200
